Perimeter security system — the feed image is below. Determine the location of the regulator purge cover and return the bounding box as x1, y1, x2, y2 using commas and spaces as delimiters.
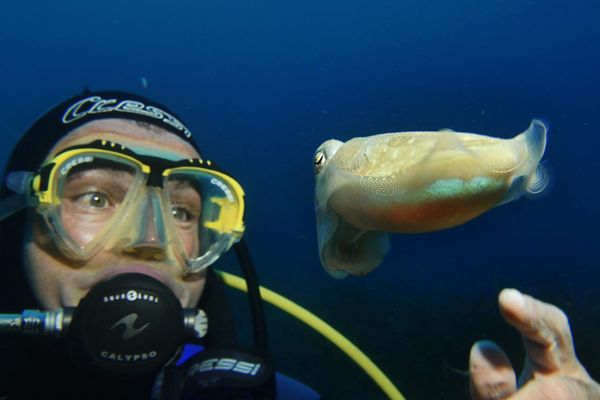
70, 273, 184, 374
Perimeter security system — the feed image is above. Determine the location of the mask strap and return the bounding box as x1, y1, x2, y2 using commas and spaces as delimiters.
6, 171, 34, 194
0, 193, 31, 222
0, 171, 36, 221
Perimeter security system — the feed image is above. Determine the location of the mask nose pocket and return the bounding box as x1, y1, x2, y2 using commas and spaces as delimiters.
121, 188, 168, 261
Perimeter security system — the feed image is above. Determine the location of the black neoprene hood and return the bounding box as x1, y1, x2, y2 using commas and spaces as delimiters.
2, 89, 201, 181
0, 90, 206, 311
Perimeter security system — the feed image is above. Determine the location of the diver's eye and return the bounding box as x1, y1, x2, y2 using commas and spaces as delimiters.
78, 192, 110, 209
171, 206, 194, 223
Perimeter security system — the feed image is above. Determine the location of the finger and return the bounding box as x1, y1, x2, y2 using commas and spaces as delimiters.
507, 376, 596, 400
469, 340, 517, 400
498, 289, 579, 374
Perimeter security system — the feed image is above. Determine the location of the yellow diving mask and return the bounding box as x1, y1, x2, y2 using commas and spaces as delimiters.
3, 139, 245, 274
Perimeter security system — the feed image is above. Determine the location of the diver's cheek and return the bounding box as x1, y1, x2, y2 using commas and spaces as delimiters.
178, 271, 206, 308
57, 282, 90, 308
22, 215, 89, 309
177, 225, 200, 259
22, 240, 66, 309
60, 207, 103, 246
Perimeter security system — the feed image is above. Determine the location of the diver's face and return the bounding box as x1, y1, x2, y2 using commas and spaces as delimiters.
23, 119, 206, 309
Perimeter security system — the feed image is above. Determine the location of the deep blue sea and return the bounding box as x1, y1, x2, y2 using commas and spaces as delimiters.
1, 1, 599, 399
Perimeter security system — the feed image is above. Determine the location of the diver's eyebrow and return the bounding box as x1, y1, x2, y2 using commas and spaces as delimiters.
168, 179, 194, 189
167, 177, 202, 193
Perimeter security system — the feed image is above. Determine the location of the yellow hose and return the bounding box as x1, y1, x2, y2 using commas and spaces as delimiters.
215, 269, 406, 400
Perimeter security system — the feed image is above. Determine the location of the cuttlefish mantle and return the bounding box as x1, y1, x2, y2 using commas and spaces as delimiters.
313, 119, 549, 278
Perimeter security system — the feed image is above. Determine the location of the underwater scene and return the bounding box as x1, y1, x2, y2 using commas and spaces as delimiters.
1, 1, 598, 398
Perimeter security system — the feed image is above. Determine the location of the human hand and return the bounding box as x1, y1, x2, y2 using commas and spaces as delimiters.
469, 289, 600, 399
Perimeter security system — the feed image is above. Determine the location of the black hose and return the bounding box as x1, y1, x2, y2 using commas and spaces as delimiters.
233, 239, 269, 353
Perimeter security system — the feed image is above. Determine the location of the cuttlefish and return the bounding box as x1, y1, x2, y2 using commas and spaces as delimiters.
314, 119, 549, 278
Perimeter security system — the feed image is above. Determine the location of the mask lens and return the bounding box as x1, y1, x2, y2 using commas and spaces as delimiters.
52, 153, 143, 256
165, 169, 243, 272
165, 173, 203, 258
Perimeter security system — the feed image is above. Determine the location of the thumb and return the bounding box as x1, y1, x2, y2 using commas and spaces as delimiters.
470, 340, 517, 400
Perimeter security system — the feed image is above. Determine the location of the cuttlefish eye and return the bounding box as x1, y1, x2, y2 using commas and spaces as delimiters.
313, 139, 343, 175
313, 151, 326, 174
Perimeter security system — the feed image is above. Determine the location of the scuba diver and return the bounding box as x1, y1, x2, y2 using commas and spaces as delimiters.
0, 89, 598, 400
0, 90, 318, 399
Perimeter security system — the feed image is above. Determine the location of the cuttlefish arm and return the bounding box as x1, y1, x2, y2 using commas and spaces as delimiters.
316, 204, 390, 279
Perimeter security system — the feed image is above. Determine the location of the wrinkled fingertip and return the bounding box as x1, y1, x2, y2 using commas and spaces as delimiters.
498, 288, 528, 324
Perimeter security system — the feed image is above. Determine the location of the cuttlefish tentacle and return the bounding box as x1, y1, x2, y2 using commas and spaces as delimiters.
313, 119, 550, 278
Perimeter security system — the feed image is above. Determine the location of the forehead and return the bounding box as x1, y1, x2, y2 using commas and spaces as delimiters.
48, 118, 200, 160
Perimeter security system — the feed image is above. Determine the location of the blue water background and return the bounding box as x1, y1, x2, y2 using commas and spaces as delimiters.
1, 1, 599, 398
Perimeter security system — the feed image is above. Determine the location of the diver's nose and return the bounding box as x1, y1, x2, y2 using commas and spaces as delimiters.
125, 242, 166, 260
123, 189, 168, 261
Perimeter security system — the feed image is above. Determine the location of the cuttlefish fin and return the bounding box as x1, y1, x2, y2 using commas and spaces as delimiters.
316, 206, 390, 278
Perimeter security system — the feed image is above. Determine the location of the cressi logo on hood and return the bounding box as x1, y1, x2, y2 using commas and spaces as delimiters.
62, 95, 192, 139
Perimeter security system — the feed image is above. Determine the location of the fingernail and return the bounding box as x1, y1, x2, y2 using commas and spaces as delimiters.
475, 340, 499, 350
471, 340, 501, 358
470, 340, 513, 372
